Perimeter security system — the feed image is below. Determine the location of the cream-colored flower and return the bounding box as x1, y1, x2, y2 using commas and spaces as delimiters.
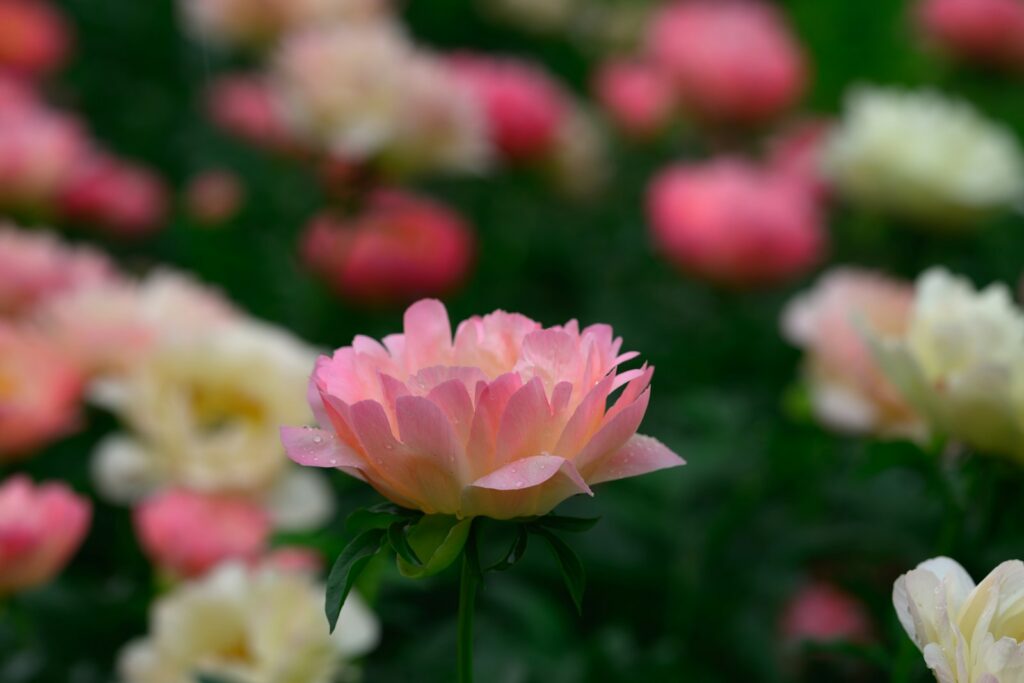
893, 556, 1024, 683
119, 563, 380, 683
824, 87, 1024, 227
782, 268, 925, 439
91, 318, 316, 500
870, 268, 1024, 460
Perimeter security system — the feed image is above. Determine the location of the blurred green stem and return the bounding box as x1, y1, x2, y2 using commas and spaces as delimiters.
457, 530, 479, 683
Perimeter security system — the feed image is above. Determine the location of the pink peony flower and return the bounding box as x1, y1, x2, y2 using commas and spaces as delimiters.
300, 191, 475, 306
781, 268, 924, 438
282, 299, 684, 519
0, 475, 91, 594
646, 0, 807, 125
184, 170, 245, 225
0, 0, 72, 79
0, 323, 83, 459
0, 225, 114, 318
915, 0, 1024, 71
593, 59, 675, 139
57, 154, 169, 236
206, 74, 300, 154
780, 581, 873, 644
447, 53, 569, 161
134, 489, 271, 578
0, 102, 90, 210
766, 119, 834, 203
647, 158, 825, 287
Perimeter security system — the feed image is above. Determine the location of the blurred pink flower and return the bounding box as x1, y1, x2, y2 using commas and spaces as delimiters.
915, 0, 1024, 71
134, 489, 271, 579
0, 225, 114, 318
646, 0, 807, 125
782, 268, 924, 438
780, 581, 873, 644
0, 102, 90, 210
184, 170, 245, 225
260, 546, 324, 574
767, 119, 834, 202
206, 74, 300, 154
647, 158, 825, 287
0, 0, 72, 79
282, 299, 684, 519
0, 323, 83, 459
301, 191, 475, 306
0, 475, 91, 594
593, 59, 675, 139
448, 53, 569, 161
58, 154, 169, 236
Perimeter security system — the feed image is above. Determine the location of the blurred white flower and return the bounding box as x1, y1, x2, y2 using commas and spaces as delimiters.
869, 268, 1024, 460
824, 87, 1024, 227
893, 556, 1024, 683
119, 562, 380, 683
547, 106, 609, 199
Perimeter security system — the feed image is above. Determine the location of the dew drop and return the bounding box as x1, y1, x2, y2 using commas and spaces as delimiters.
312, 436, 323, 444
515, 480, 525, 488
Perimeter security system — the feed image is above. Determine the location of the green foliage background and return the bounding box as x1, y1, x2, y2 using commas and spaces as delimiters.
3, 0, 1024, 681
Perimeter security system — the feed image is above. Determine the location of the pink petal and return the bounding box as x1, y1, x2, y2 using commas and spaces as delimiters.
465, 372, 522, 475
553, 374, 614, 457
585, 434, 685, 485
521, 329, 577, 377
281, 427, 365, 470
426, 379, 475, 444
495, 377, 554, 466
606, 365, 653, 420
395, 395, 466, 476
574, 388, 651, 476
463, 454, 593, 519
403, 299, 452, 368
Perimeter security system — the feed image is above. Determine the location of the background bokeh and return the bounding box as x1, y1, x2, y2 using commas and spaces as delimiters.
3, 0, 1024, 681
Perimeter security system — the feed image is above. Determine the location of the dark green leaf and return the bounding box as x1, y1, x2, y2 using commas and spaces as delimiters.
487, 525, 529, 572
532, 515, 600, 533
325, 529, 385, 632
387, 521, 422, 567
534, 527, 586, 614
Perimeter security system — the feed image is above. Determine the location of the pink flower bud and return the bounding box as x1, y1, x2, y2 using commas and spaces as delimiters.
301, 191, 475, 306
916, 0, 1024, 71
58, 154, 169, 236
0, 475, 91, 594
447, 53, 569, 161
647, 158, 825, 287
780, 581, 873, 645
134, 489, 271, 579
593, 59, 675, 139
646, 0, 807, 125
205, 74, 299, 154
184, 170, 244, 226
0, 0, 72, 79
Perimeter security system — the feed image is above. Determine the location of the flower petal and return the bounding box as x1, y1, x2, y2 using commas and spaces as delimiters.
463, 455, 593, 519
574, 387, 651, 476
585, 434, 685, 485
403, 299, 452, 369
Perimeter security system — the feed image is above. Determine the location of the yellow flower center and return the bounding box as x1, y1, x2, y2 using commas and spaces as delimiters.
189, 385, 265, 433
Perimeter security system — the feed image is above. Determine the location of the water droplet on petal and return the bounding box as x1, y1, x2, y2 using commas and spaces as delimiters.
313, 436, 323, 444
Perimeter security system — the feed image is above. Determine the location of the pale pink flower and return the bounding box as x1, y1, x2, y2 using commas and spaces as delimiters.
780, 581, 873, 644
58, 154, 169, 236
184, 170, 245, 225
782, 268, 924, 438
282, 299, 684, 519
0, 323, 83, 459
0, 0, 72, 79
134, 489, 271, 579
646, 0, 807, 124
915, 0, 1024, 72
205, 74, 300, 154
301, 191, 475, 306
593, 59, 675, 139
0, 225, 114, 318
647, 158, 825, 287
0, 102, 90, 209
447, 53, 569, 161
0, 475, 91, 594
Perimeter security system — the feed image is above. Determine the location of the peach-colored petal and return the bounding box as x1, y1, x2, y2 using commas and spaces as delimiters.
464, 455, 593, 519
575, 389, 652, 476
585, 434, 686, 486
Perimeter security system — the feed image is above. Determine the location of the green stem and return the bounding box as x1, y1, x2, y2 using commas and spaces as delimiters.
457, 535, 479, 683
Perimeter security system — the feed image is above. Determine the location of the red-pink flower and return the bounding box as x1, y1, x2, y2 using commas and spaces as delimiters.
0, 225, 114, 318
646, 0, 807, 124
0, 475, 91, 594
647, 158, 825, 287
915, 0, 1024, 71
593, 59, 675, 139
301, 191, 475, 306
447, 53, 569, 161
134, 489, 271, 579
58, 154, 169, 236
0, 323, 83, 459
780, 581, 873, 644
0, 0, 72, 79
282, 299, 684, 519
205, 74, 299, 154
0, 102, 89, 210
184, 170, 245, 225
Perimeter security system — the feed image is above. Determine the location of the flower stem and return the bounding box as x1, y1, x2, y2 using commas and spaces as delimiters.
457, 529, 479, 683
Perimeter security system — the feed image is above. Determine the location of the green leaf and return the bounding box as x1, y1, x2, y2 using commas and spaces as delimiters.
533, 527, 586, 614
387, 521, 422, 567
531, 515, 600, 533
487, 525, 529, 572
397, 515, 473, 579
325, 529, 385, 632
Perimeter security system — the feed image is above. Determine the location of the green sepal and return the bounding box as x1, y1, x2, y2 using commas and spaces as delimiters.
346, 503, 422, 535
397, 515, 473, 579
532, 527, 586, 614
325, 529, 386, 632
486, 525, 528, 572
387, 520, 422, 567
